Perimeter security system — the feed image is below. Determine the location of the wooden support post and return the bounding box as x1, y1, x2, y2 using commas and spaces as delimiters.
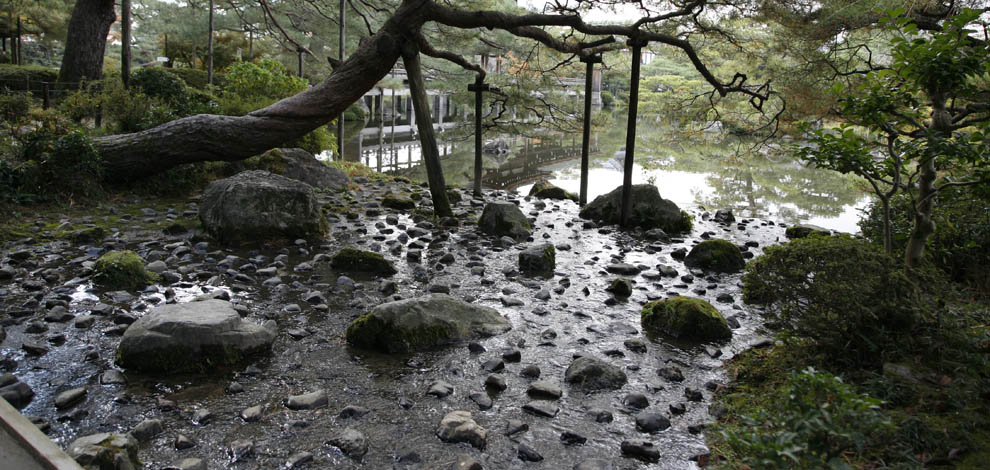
402, 44, 452, 218
297, 48, 304, 77
336, 0, 346, 160
468, 76, 494, 198
579, 54, 602, 206
122, 0, 132, 88
377, 86, 385, 171
621, 40, 647, 228
42, 82, 50, 109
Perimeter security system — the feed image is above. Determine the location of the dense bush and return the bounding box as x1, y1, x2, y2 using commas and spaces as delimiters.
860, 186, 990, 291
0, 91, 31, 122
164, 67, 216, 90
742, 236, 937, 366
222, 59, 306, 102
131, 68, 189, 112
0, 64, 58, 94
717, 367, 891, 469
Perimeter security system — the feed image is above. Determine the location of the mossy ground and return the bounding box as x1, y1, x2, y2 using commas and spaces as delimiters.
641, 296, 731, 341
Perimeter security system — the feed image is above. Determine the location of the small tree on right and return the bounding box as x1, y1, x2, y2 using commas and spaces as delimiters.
797, 8, 990, 268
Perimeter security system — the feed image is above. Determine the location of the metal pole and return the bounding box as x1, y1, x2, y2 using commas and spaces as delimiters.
621, 40, 646, 228
336, 0, 346, 160
579, 54, 601, 206
122, 0, 132, 88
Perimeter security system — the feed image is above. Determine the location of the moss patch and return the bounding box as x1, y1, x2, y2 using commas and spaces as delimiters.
94, 250, 158, 289
641, 297, 731, 341
331, 248, 397, 276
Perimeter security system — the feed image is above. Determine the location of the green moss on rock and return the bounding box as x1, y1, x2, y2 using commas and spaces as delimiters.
641, 297, 732, 341
684, 239, 746, 273
382, 193, 417, 210
94, 250, 158, 289
529, 181, 578, 202
331, 248, 397, 276
784, 224, 832, 239
607, 278, 634, 298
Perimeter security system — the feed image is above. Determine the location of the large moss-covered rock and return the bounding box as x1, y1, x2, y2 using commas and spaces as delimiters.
67, 432, 140, 470
519, 243, 556, 275
116, 299, 276, 373
346, 294, 511, 353
382, 193, 416, 210
478, 202, 531, 240
529, 181, 578, 202
641, 297, 731, 341
94, 250, 158, 289
684, 239, 746, 273
331, 248, 397, 276
199, 170, 328, 244
579, 185, 691, 232
785, 224, 832, 239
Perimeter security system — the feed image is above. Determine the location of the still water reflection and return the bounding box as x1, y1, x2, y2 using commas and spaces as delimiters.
344, 112, 870, 233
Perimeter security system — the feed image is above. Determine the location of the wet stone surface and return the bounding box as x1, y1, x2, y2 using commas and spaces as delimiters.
0, 180, 784, 469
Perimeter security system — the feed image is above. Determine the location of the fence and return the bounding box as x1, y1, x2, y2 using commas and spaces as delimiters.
0, 76, 86, 110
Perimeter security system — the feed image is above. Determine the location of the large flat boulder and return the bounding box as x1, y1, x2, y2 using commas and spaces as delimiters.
116, 300, 276, 373
579, 185, 691, 232
684, 239, 746, 273
346, 294, 511, 353
641, 297, 731, 341
199, 170, 328, 244
272, 148, 349, 191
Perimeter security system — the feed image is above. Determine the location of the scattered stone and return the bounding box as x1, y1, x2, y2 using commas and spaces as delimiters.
229, 439, 254, 461
485, 375, 507, 391
427, 381, 455, 398
518, 243, 556, 274
331, 248, 397, 276
606, 278, 633, 298
623, 392, 649, 409
564, 356, 628, 391
329, 427, 368, 458
620, 439, 660, 462
517, 442, 544, 462
635, 413, 671, 433
286, 390, 328, 410
131, 418, 163, 442
529, 181, 578, 201
587, 408, 613, 423
164, 458, 206, 470
436, 410, 487, 450
527, 381, 563, 400
658, 366, 685, 382
469, 391, 493, 410
520, 364, 541, 378
54, 387, 87, 409
560, 431, 587, 446
346, 294, 511, 353
505, 419, 529, 437
478, 202, 531, 240
338, 405, 369, 419
522, 401, 559, 418
174, 434, 196, 450
574, 459, 614, 470
67, 433, 140, 470
241, 404, 263, 422
623, 338, 648, 353
286, 451, 314, 469
785, 224, 832, 239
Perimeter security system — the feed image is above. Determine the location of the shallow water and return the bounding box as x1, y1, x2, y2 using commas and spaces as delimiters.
0, 181, 792, 469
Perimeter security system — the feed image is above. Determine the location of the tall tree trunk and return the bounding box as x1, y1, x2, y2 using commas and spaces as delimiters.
122, 0, 132, 88
208, 0, 214, 86
94, 0, 427, 180
58, 0, 116, 84
401, 42, 452, 218
905, 93, 951, 268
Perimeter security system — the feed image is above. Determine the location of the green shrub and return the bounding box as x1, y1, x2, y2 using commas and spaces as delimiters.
861, 186, 990, 291
164, 67, 216, 90
742, 236, 936, 366
0, 91, 31, 122
290, 124, 335, 155
716, 367, 891, 469
131, 67, 189, 112
222, 59, 306, 101
0, 64, 58, 94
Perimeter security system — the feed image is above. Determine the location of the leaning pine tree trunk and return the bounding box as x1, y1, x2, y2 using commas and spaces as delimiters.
94, 0, 431, 181
58, 0, 116, 85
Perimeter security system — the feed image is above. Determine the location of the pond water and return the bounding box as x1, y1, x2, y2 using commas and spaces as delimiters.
345, 111, 870, 233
